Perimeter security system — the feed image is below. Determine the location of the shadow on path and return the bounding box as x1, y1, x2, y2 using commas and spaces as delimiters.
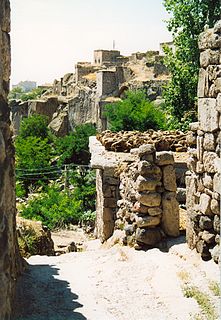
12, 263, 87, 320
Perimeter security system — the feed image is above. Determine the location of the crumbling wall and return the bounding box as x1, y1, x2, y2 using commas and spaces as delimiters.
116, 145, 179, 248
186, 21, 221, 263
90, 137, 180, 245
0, 0, 23, 318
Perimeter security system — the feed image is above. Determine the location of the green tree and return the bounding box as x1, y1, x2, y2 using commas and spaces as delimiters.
15, 115, 55, 193
163, 0, 220, 128
15, 136, 53, 170
105, 90, 166, 132
19, 114, 51, 140
54, 123, 96, 165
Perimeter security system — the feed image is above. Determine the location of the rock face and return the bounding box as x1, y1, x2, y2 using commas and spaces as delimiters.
186, 21, 221, 263
90, 137, 179, 246
0, 1, 23, 318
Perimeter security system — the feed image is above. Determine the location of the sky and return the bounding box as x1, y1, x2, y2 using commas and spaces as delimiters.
10, 0, 172, 86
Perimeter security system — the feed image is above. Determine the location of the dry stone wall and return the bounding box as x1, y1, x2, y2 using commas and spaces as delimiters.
116, 145, 179, 248
0, 1, 23, 318
90, 137, 180, 246
186, 21, 221, 263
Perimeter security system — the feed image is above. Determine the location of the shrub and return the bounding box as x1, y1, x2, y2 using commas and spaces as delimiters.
21, 184, 82, 229
105, 90, 166, 132
20, 169, 96, 230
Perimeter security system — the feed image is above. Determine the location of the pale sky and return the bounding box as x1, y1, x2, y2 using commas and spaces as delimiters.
10, 0, 172, 86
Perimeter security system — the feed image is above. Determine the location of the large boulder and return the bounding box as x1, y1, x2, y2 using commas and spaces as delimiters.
17, 217, 55, 258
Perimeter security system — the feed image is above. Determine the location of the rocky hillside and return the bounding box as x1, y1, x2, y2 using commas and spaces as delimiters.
11, 48, 170, 136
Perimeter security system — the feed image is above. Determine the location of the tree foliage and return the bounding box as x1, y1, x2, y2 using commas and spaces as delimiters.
105, 90, 166, 132
54, 123, 96, 165
163, 0, 220, 127
18, 114, 50, 140
20, 169, 96, 230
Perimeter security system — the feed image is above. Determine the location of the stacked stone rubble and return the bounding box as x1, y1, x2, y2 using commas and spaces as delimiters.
116, 144, 179, 247
186, 21, 221, 263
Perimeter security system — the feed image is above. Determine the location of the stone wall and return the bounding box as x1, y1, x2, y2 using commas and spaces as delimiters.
0, 0, 23, 318
186, 21, 221, 263
90, 137, 180, 246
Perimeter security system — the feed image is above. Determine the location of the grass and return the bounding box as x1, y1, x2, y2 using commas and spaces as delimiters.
183, 286, 218, 320
208, 281, 221, 297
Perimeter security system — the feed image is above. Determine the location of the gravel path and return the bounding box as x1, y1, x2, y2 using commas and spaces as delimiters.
13, 236, 220, 320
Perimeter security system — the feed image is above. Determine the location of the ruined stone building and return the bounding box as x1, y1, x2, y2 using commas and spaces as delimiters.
89, 22, 221, 263
11, 47, 170, 136
0, 1, 23, 318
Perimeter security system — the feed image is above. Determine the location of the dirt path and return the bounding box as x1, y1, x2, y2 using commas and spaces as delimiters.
13, 235, 220, 320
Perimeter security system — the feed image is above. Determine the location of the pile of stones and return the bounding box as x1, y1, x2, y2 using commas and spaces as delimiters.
97, 130, 187, 152
115, 144, 179, 248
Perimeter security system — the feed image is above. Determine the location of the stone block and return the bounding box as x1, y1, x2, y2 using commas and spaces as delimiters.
213, 215, 220, 234
216, 93, 221, 112
198, 98, 219, 132
186, 155, 197, 171
162, 165, 177, 192
148, 207, 162, 216
203, 133, 215, 151
201, 231, 215, 244
198, 28, 221, 50
202, 173, 213, 190
199, 193, 211, 215
136, 175, 160, 192
197, 68, 207, 98
136, 192, 161, 207
136, 215, 161, 228
155, 151, 174, 166
203, 151, 219, 173
199, 216, 213, 230
186, 174, 197, 211
138, 161, 162, 179
213, 173, 221, 194
197, 136, 204, 161
162, 192, 179, 237
196, 161, 204, 173
210, 199, 220, 214
211, 245, 219, 263
132, 202, 149, 214
135, 227, 162, 245
186, 131, 197, 146
214, 77, 221, 95
189, 122, 199, 131
138, 144, 155, 157
200, 49, 220, 67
